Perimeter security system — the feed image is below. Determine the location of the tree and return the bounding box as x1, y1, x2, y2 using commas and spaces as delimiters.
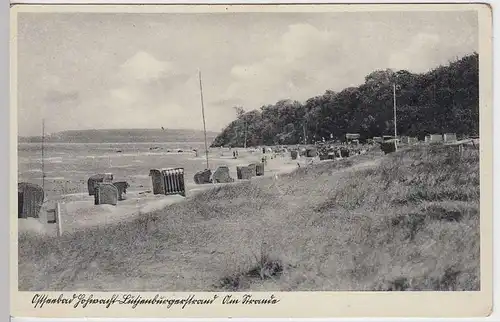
233, 106, 245, 118
210, 53, 479, 147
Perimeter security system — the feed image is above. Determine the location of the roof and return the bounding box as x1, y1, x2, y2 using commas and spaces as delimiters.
18, 182, 43, 191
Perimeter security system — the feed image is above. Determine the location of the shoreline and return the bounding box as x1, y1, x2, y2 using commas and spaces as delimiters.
19, 145, 479, 292
18, 148, 334, 236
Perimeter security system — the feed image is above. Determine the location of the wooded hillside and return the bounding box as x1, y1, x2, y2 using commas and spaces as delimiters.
211, 53, 479, 147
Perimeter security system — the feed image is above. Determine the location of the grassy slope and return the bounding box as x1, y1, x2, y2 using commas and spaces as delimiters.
18, 145, 480, 291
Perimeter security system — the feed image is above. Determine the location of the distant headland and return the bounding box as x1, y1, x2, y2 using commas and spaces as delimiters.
18, 128, 220, 144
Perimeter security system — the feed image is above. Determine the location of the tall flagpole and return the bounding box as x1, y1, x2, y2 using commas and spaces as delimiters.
303, 122, 307, 145
41, 119, 45, 191
198, 70, 209, 169
244, 120, 247, 149
393, 83, 397, 139
393, 83, 398, 151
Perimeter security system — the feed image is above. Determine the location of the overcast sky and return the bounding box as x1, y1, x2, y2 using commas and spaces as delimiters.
17, 10, 478, 136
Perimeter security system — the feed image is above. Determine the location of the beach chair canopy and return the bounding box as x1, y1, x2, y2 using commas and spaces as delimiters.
87, 173, 114, 196
18, 182, 44, 219
94, 182, 118, 206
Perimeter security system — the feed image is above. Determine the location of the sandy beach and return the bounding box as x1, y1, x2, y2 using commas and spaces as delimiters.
18, 146, 317, 236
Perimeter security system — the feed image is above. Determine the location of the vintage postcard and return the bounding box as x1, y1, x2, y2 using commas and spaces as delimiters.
10, 3, 493, 318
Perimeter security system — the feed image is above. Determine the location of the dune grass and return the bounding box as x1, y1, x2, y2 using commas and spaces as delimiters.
18, 145, 480, 291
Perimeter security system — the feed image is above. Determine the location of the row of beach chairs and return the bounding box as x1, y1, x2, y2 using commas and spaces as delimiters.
89, 168, 186, 206
17, 169, 184, 218
194, 162, 265, 185
87, 173, 132, 206
18, 147, 331, 218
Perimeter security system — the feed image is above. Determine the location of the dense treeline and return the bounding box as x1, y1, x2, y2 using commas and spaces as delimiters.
211, 53, 479, 147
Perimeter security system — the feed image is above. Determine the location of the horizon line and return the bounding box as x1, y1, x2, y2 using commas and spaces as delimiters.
18, 127, 221, 138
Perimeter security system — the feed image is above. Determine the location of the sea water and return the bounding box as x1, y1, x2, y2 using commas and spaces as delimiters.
17, 142, 252, 202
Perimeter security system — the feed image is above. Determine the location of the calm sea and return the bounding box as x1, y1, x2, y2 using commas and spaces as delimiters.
17, 141, 241, 202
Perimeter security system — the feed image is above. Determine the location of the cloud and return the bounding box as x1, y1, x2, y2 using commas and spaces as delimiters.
16, 12, 479, 136
44, 90, 80, 103
278, 23, 333, 63
37, 74, 77, 100
41, 75, 62, 89
57, 51, 206, 132
389, 33, 441, 72
105, 51, 190, 108
222, 23, 338, 108
210, 97, 245, 108
119, 51, 173, 82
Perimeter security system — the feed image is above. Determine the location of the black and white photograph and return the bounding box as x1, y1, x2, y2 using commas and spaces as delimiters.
10, 3, 493, 318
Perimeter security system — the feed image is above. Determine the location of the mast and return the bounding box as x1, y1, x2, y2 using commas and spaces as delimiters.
303, 122, 307, 145
393, 83, 397, 139
244, 120, 247, 149
198, 70, 209, 169
41, 119, 45, 191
